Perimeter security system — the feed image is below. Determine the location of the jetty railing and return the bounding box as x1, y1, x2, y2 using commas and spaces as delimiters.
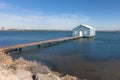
0, 36, 80, 53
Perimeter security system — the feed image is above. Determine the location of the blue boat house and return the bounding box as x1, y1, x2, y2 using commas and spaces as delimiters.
72, 24, 95, 37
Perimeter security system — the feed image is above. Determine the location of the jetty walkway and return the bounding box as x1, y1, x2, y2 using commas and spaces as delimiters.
0, 36, 80, 53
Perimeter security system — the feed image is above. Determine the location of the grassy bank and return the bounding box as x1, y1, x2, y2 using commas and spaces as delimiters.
0, 52, 78, 80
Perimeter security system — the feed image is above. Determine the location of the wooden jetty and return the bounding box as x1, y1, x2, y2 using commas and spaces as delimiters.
0, 36, 80, 53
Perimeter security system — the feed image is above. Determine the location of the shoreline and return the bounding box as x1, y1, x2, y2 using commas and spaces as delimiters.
0, 52, 78, 80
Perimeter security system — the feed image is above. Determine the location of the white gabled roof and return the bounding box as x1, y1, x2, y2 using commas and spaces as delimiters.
80, 24, 95, 30
74, 24, 95, 30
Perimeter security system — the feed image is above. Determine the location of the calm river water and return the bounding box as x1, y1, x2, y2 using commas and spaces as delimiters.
0, 31, 120, 80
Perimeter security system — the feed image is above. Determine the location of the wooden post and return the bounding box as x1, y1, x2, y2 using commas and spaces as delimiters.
38, 45, 41, 48
18, 48, 22, 53
49, 43, 52, 46
64, 40, 67, 42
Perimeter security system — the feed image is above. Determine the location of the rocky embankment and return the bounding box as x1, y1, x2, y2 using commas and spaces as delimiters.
0, 52, 78, 80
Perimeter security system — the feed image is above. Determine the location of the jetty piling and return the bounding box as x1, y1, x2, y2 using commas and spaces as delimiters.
49, 43, 52, 46
18, 48, 22, 53
38, 45, 41, 48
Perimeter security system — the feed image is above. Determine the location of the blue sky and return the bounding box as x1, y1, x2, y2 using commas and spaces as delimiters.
0, 0, 120, 30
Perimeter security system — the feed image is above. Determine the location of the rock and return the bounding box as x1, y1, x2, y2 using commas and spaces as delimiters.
16, 70, 32, 80
0, 67, 18, 80
0, 66, 33, 80
37, 73, 61, 80
61, 75, 78, 80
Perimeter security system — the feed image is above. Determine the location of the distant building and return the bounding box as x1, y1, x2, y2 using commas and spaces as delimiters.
1, 27, 5, 31
72, 24, 95, 37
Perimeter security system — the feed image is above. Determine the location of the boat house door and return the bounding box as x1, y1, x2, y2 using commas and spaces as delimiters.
79, 31, 83, 37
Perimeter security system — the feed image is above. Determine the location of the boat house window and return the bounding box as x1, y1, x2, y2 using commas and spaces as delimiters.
84, 31, 87, 35
75, 31, 77, 34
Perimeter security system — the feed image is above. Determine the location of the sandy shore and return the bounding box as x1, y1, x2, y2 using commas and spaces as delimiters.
0, 52, 78, 80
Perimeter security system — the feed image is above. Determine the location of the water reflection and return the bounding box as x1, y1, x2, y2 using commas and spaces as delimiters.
10, 32, 120, 80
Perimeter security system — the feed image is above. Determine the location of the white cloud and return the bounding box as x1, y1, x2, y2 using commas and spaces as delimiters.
0, 2, 90, 30
0, 13, 90, 30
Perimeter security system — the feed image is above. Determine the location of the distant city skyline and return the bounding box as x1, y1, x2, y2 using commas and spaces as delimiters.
0, 0, 120, 30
